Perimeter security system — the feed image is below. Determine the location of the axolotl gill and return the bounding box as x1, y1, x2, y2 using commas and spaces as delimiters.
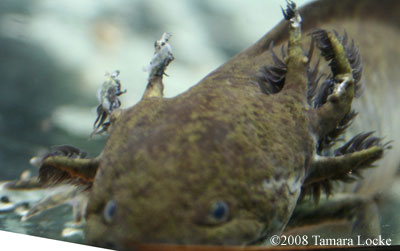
6, 0, 400, 249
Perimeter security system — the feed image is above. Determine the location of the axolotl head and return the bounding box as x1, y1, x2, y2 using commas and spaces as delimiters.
83, 1, 321, 247
84, 75, 313, 249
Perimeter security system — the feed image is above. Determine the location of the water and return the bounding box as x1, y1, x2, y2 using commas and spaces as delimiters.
0, 183, 84, 244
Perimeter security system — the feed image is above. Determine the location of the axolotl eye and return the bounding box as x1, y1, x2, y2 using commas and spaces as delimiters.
103, 200, 117, 223
209, 200, 230, 223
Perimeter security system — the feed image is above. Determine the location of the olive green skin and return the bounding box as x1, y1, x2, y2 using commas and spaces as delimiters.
85, 0, 400, 248
86, 70, 314, 246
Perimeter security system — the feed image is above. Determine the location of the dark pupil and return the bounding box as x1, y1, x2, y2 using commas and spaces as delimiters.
213, 201, 228, 219
104, 200, 117, 222
108, 203, 116, 216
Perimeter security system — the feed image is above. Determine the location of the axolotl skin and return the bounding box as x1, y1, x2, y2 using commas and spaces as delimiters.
22, 0, 400, 249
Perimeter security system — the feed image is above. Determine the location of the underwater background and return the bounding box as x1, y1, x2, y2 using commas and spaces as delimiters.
2, 0, 400, 248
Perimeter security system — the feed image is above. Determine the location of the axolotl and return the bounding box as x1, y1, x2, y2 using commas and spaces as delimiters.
11, 0, 400, 249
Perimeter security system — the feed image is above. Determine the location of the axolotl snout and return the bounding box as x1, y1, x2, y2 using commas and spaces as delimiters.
14, 0, 398, 249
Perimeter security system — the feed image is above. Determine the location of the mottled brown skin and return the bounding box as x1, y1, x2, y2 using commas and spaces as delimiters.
87, 66, 314, 245
83, 0, 400, 249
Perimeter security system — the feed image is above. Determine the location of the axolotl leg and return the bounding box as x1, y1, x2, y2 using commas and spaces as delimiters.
280, 0, 309, 96
304, 133, 390, 188
309, 29, 359, 137
298, 133, 390, 239
17, 146, 98, 224
33, 145, 100, 184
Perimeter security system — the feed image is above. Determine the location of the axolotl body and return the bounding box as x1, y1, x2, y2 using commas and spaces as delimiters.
18, 0, 400, 249
87, 33, 314, 246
